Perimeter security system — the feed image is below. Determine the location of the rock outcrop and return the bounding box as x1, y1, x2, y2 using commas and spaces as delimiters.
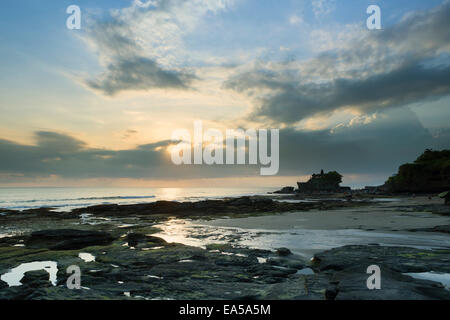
384, 149, 450, 193
297, 170, 350, 193
273, 187, 295, 194
311, 245, 450, 300
25, 229, 115, 250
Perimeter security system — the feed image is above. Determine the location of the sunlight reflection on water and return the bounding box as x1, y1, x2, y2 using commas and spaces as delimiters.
1, 261, 58, 287
153, 219, 450, 258
404, 272, 450, 290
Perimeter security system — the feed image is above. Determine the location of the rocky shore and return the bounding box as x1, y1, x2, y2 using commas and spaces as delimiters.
0, 195, 449, 300
0, 195, 372, 234
1, 195, 371, 218
1, 230, 448, 300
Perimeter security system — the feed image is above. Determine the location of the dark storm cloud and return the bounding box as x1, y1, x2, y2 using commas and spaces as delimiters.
0, 132, 172, 179
225, 2, 450, 125
35, 131, 86, 152
0, 108, 449, 183
277, 108, 441, 177
0, 132, 258, 181
235, 63, 450, 124
86, 57, 194, 95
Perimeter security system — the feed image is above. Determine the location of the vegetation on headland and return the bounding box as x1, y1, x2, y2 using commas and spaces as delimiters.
313, 170, 343, 185
385, 149, 450, 193
297, 170, 348, 193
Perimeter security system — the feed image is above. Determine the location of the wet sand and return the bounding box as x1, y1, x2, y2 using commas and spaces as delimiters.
201, 196, 449, 231
142, 196, 449, 257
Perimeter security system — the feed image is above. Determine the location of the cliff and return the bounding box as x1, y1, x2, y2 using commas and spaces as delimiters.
385, 149, 450, 193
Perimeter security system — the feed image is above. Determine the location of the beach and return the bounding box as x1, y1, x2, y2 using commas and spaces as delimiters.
202, 196, 449, 231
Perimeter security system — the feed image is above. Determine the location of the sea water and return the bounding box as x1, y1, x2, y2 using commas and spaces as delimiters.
0, 187, 274, 212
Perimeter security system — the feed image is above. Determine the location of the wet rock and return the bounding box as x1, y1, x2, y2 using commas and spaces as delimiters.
263, 274, 327, 300
409, 225, 450, 234
0, 279, 8, 290
229, 197, 253, 206
273, 187, 295, 194
4, 237, 449, 300
276, 248, 292, 256
126, 233, 167, 247
245, 264, 297, 284
331, 265, 450, 300
324, 286, 339, 300
69, 196, 368, 218
21, 270, 54, 288
0, 235, 28, 247
0, 286, 33, 300
312, 245, 450, 273
215, 255, 255, 267
266, 256, 304, 269
311, 245, 450, 300
205, 243, 271, 257
253, 198, 274, 207
25, 229, 115, 250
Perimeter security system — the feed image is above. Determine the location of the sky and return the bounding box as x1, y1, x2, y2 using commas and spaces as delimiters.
0, 0, 449, 188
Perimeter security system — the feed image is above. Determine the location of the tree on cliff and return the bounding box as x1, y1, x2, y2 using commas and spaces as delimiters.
385, 149, 450, 193
322, 171, 343, 185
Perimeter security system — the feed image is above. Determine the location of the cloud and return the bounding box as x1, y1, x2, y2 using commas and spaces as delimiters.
0, 107, 449, 184
0, 131, 258, 181
230, 63, 450, 124
311, 0, 336, 18
277, 107, 449, 177
0, 132, 173, 179
83, 0, 234, 95
86, 57, 194, 95
289, 15, 303, 26
35, 131, 86, 153
225, 2, 450, 125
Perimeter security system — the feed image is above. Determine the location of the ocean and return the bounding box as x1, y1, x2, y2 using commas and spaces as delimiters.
0, 187, 274, 212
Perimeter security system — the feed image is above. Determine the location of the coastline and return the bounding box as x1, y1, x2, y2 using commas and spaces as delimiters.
202, 196, 450, 231
0, 193, 449, 300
